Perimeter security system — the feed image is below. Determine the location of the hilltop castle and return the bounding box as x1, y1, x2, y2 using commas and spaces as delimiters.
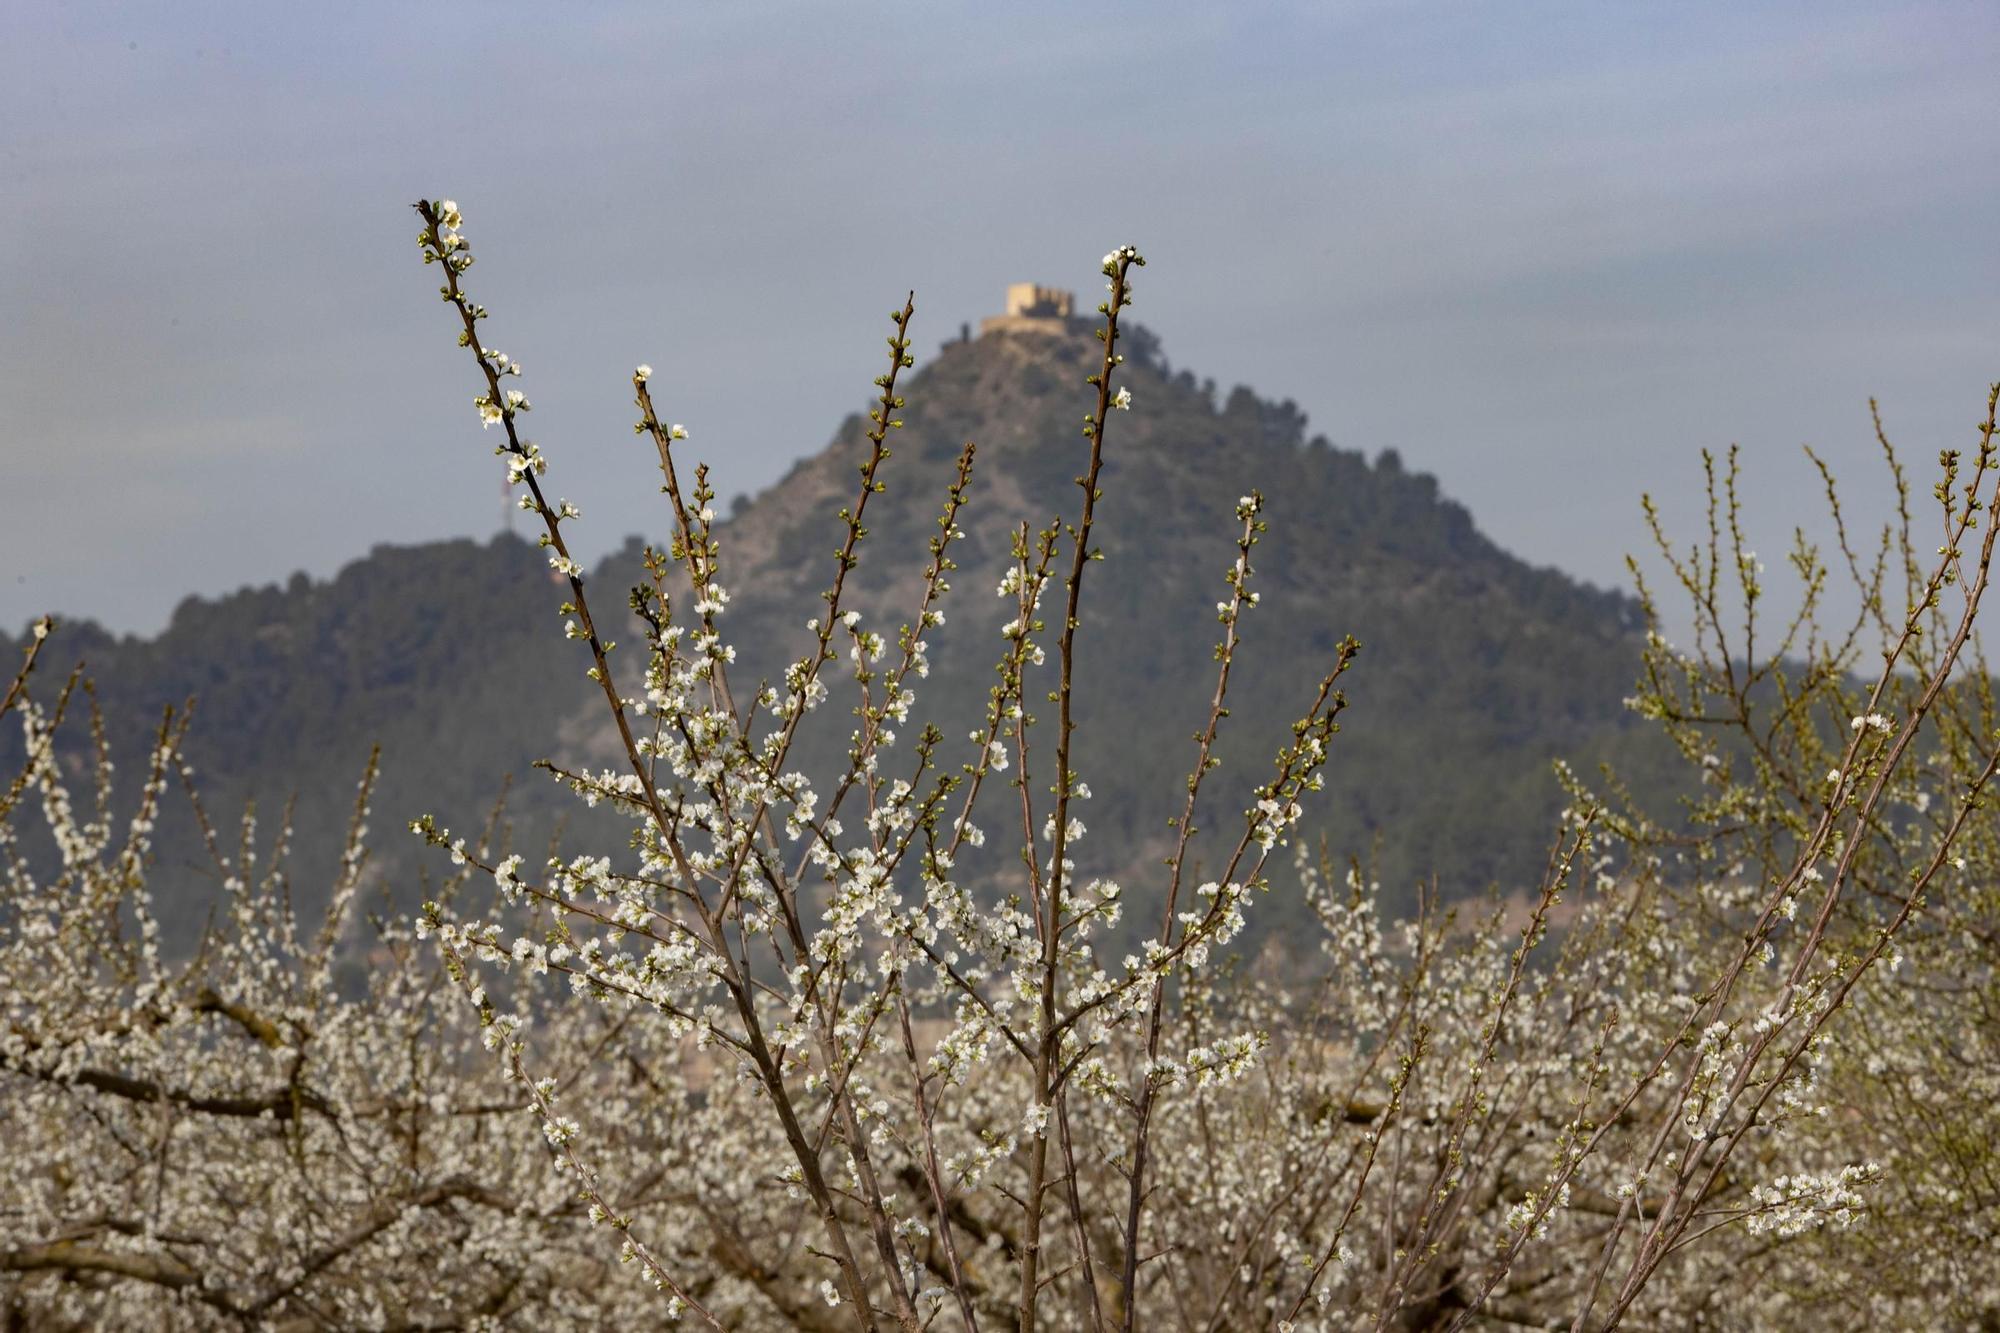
979, 283, 1074, 336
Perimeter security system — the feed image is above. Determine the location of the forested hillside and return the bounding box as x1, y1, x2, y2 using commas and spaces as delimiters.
2, 320, 1678, 950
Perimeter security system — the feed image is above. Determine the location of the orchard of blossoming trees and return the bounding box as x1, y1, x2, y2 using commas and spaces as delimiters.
2, 199, 1997, 1331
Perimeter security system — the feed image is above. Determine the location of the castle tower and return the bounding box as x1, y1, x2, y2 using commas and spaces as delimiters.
980, 283, 1075, 336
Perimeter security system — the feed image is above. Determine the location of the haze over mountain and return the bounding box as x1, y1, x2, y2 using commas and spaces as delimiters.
3, 317, 1679, 951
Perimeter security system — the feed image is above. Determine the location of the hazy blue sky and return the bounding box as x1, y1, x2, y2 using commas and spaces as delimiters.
5, 2, 1997, 637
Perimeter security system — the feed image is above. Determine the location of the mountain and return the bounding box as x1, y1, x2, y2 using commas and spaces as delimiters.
1, 318, 1678, 952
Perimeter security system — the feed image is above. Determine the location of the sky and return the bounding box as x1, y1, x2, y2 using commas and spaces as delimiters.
4, 2, 1997, 642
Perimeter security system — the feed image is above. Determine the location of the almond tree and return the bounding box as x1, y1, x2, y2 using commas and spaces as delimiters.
401, 198, 2000, 1331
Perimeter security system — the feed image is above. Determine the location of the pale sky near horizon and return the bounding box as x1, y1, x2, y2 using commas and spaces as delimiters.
4, 2, 1997, 640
